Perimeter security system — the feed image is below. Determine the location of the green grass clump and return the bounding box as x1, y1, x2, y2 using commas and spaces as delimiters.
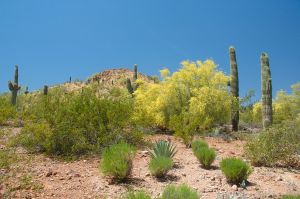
148, 140, 176, 177
100, 142, 136, 181
193, 147, 216, 169
149, 156, 173, 177
220, 158, 252, 184
191, 140, 208, 153
161, 184, 200, 199
150, 140, 177, 159
122, 190, 151, 199
281, 195, 300, 199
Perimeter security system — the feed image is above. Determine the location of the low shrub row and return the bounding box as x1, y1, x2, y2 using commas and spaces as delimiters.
100, 140, 252, 186
123, 184, 199, 199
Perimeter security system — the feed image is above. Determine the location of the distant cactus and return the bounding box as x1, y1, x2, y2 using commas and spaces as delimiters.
260, 53, 272, 129
8, 65, 20, 105
126, 78, 134, 94
133, 64, 137, 82
25, 86, 29, 95
229, 46, 239, 131
43, 85, 48, 95
126, 64, 138, 94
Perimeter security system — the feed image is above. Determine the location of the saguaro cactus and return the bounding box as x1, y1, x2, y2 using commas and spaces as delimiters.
8, 65, 21, 105
260, 53, 272, 129
126, 64, 138, 94
25, 86, 29, 95
43, 85, 48, 95
229, 46, 239, 131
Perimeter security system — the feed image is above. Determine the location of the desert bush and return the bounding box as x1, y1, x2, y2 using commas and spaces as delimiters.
161, 184, 200, 199
150, 140, 176, 159
12, 122, 52, 153
193, 147, 216, 169
100, 142, 136, 180
191, 140, 208, 153
134, 60, 232, 145
244, 121, 300, 167
220, 158, 252, 184
149, 156, 173, 177
0, 150, 17, 169
14, 86, 143, 156
122, 190, 151, 199
0, 94, 17, 125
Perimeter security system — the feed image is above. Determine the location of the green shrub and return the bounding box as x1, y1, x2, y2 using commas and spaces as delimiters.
100, 142, 136, 180
12, 122, 52, 153
150, 140, 177, 159
15, 86, 143, 156
193, 147, 216, 169
220, 158, 252, 184
122, 190, 151, 199
0, 95, 17, 125
281, 195, 300, 199
0, 150, 16, 169
244, 122, 300, 167
191, 140, 208, 153
149, 156, 173, 177
161, 184, 200, 199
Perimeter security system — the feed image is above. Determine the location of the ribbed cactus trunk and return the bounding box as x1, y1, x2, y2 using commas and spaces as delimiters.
43, 85, 48, 95
133, 64, 137, 82
260, 53, 273, 129
8, 65, 20, 105
127, 64, 138, 94
229, 46, 239, 131
126, 78, 134, 94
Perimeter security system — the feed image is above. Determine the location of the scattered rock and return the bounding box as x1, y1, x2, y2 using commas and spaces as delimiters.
140, 150, 149, 157
238, 187, 244, 192
46, 169, 53, 177
231, 184, 238, 191
276, 176, 283, 181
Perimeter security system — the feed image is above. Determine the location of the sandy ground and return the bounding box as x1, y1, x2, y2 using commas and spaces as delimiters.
1, 130, 300, 199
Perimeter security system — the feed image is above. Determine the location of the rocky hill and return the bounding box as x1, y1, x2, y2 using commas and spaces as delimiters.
58, 68, 155, 92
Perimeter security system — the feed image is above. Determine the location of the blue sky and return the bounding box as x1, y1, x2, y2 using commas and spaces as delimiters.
0, 1, 300, 100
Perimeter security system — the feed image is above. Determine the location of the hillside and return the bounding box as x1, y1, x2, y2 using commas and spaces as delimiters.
58, 68, 155, 92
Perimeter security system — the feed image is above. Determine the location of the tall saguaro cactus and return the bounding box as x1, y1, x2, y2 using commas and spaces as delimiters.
126, 64, 138, 94
229, 46, 239, 131
8, 65, 21, 105
260, 53, 272, 129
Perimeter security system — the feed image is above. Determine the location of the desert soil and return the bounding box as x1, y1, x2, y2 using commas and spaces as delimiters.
1, 128, 300, 199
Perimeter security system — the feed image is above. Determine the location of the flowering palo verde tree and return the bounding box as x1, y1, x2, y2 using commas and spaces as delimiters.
134, 60, 233, 146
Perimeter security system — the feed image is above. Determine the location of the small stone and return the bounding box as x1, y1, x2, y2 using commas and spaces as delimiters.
182, 173, 186, 177
275, 176, 283, 181
231, 184, 238, 191
46, 169, 53, 177
140, 150, 149, 157
211, 177, 215, 181
74, 173, 81, 178
238, 187, 244, 192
